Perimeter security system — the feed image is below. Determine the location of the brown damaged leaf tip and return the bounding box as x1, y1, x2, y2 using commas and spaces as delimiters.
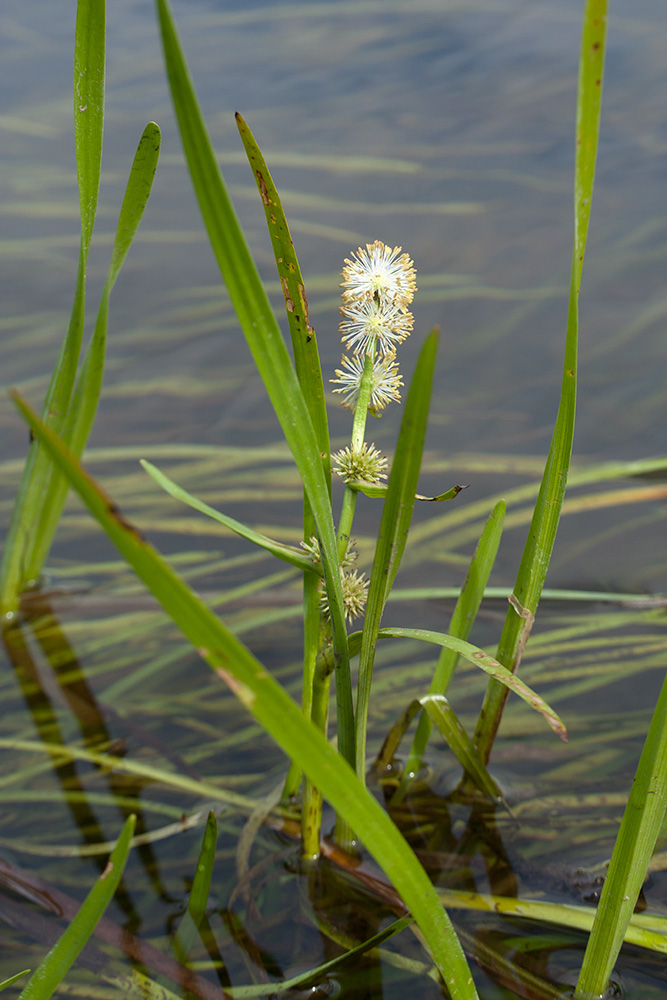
415, 484, 469, 502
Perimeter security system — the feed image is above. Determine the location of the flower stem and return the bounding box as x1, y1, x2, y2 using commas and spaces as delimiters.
350, 350, 375, 452
336, 350, 375, 561
301, 621, 332, 859
336, 487, 357, 564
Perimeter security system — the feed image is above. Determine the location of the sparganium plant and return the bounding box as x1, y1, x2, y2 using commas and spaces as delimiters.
10, 3, 658, 999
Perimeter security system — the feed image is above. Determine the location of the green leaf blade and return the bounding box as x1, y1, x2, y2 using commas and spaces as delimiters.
350, 625, 567, 742
25, 123, 162, 583
17, 816, 135, 1000
154, 0, 354, 768
395, 500, 505, 800
141, 460, 318, 574
73, 0, 105, 250
421, 695, 503, 801
0, 972, 30, 993
576, 671, 667, 996
473, 0, 607, 763
355, 330, 438, 778
13, 394, 479, 999
235, 113, 331, 479
170, 811, 217, 962
0, 0, 107, 616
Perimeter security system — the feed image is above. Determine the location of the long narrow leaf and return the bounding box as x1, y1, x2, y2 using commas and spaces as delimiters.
0, 0, 106, 616
348, 626, 567, 741
27, 122, 161, 581
13, 393, 480, 999
575, 669, 667, 996
17, 816, 135, 1000
69, 121, 162, 457
399, 500, 505, 794
373, 696, 502, 802
231, 916, 414, 997
421, 696, 503, 801
0, 972, 30, 993
155, 0, 354, 770
435, 887, 667, 955
141, 460, 318, 574
235, 113, 330, 482
355, 330, 438, 779
170, 811, 217, 963
234, 114, 332, 809
473, 0, 607, 762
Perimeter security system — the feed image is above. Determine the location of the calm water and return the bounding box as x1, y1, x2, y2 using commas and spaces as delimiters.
1, 1, 667, 996
2, 0, 667, 588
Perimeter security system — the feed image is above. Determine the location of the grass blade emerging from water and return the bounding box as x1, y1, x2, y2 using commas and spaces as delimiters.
396, 499, 505, 800
27, 122, 161, 580
235, 112, 331, 809
234, 916, 414, 997
0, 0, 105, 616
355, 330, 438, 781
373, 696, 502, 802
17, 815, 135, 1000
575, 669, 667, 996
473, 0, 607, 762
155, 0, 354, 772
170, 811, 217, 964
13, 393, 480, 999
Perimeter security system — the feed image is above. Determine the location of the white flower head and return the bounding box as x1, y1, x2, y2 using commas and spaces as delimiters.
339, 297, 413, 356
341, 241, 417, 309
331, 351, 403, 412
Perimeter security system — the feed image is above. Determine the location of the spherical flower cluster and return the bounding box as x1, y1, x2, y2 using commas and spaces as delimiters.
319, 567, 369, 624
331, 351, 403, 413
341, 240, 417, 310
339, 297, 414, 357
332, 442, 388, 484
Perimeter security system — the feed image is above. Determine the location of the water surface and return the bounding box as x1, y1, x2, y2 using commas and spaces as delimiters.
1, 2, 667, 996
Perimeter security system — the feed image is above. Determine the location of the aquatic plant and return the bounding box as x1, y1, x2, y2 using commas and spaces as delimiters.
3, 0, 667, 998
0, 0, 160, 620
